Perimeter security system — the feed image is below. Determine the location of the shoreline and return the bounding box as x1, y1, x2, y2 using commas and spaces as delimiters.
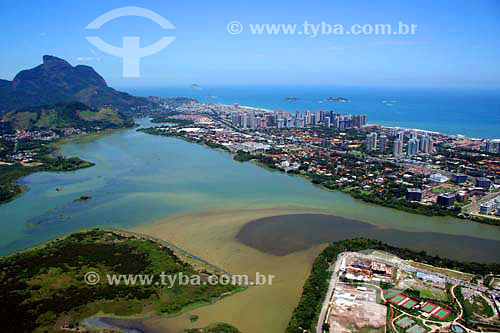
203, 101, 499, 140
0, 128, 125, 206
129, 206, 500, 332
131, 208, 328, 333
0, 228, 247, 333
132, 206, 500, 260
141, 129, 499, 227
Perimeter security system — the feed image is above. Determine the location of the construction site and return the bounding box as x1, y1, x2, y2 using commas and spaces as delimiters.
320, 251, 500, 333
328, 283, 387, 332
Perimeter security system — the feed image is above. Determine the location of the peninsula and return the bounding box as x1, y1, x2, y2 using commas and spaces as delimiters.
0, 229, 242, 332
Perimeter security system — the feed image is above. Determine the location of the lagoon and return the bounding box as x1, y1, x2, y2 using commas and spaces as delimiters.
2, 118, 500, 332
2, 118, 500, 258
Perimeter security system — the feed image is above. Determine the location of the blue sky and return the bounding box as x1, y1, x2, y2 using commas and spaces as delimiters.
1, 0, 499, 88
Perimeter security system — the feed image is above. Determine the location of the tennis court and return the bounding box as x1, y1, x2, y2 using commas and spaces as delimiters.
422, 302, 437, 313
390, 294, 405, 304
396, 316, 415, 328
402, 299, 418, 309
432, 308, 451, 320
407, 324, 426, 333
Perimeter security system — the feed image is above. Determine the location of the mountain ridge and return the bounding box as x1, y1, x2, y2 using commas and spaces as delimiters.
0, 55, 149, 114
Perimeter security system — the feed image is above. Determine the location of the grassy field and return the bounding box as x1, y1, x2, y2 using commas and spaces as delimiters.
419, 289, 448, 301
406, 261, 475, 282
78, 108, 126, 126
431, 187, 451, 195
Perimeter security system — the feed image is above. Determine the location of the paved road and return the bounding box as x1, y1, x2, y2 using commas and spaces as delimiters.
316, 254, 343, 333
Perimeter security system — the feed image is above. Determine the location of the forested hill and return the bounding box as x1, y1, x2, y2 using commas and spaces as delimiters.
1, 101, 134, 131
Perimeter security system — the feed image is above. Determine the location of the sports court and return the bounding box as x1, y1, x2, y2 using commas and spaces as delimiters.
390, 294, 405, 304
396, 316, 415, 328
421, 302, 437, 313
432, 308, 451, 320
402, 299, 418, 309
407, 324, 426, 333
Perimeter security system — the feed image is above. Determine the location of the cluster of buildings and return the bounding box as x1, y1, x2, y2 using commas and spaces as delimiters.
329, 252, 458, 333
1, 129, 60, 142
162, 111, 499, 217
222, 141, 271, 153
0, 128, 90, 164
395, 132, 434, 157
150, 99, 500, 222
227, 109, 368, 130
0, 129, 60, 163
339, 254, 394, 284
481, 140, 500, 153
479, 196, 500, 216
406, 172, 498, 210
324, 248, 499, 333
364, 130, 435, 157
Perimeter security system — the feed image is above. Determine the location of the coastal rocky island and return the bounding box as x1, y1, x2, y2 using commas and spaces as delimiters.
326, 97, 351, 103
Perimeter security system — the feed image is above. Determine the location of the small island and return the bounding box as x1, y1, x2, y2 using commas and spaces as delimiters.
74, 195, 92, 202
326, 97, 351, 103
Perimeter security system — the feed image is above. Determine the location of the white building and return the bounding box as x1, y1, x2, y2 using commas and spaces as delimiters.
429, 173, 449, 183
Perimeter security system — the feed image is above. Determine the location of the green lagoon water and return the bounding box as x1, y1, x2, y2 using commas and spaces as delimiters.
2, 118, 500, 261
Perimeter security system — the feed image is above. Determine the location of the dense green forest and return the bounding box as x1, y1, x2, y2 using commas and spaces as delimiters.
286, 238, 500, 333
0, 230, 239, 332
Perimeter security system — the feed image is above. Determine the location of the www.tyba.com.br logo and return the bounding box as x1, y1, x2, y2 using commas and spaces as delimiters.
85, 6, 175, 77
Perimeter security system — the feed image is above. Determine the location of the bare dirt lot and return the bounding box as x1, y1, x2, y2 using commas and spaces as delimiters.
329, 298, 386, 332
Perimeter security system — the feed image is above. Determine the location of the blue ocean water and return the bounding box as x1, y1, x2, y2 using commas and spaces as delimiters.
124, 85, 500, 139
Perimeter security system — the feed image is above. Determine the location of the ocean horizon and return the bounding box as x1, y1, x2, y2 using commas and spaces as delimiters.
123, 85, 500, 139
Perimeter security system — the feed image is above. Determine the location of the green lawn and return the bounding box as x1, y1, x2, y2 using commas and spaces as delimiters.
419, 289, 448, 301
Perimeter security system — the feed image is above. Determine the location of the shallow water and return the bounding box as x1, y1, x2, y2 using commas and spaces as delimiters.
236, 213, 500, 262
1, 118, 500, 332
2, 119, 500, 256
131, 207, 499, 333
